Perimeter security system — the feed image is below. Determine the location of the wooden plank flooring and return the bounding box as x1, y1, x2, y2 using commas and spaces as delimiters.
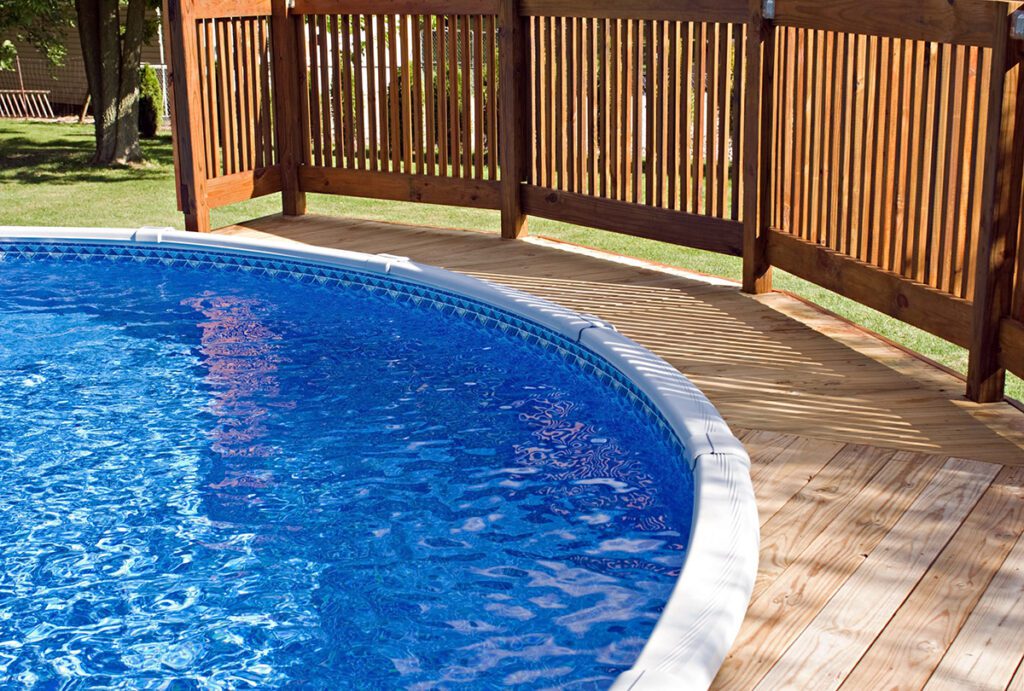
216, 214, 1024, 690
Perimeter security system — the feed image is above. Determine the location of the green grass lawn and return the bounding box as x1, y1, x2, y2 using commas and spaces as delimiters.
3, 119, 1021, 401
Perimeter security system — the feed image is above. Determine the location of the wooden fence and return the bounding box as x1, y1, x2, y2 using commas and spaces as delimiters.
163, 0, 1024, 403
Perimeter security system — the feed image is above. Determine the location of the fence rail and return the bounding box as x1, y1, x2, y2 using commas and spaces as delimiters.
163, 0, 1024, 403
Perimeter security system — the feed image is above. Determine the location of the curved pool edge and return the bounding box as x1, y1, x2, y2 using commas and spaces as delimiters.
0, 225, 759, 690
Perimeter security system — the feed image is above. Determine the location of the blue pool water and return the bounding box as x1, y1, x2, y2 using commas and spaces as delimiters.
0, 244, 693, 688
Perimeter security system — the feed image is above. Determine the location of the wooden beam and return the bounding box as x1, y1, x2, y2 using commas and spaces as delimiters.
523, 185, 745, 256
773, 0, 1010, 49
1000, 318, 1024, 379
298, 166, 502, 209
164, 0, 210, 232
968, 18, 1023, 402
742, 0, 774, 294
206, 166, 282, 208
271, 0, 306, 216
193, 0, 271, 19
768, 230, 974, 348
292, 0, 499, 16
519, 0, 747, 24
498, 0, 529, 238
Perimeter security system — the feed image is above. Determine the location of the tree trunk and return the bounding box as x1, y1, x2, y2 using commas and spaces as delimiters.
76, 0, 148, 165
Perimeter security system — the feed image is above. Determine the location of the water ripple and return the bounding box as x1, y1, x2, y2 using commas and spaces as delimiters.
0, 256, 693, 687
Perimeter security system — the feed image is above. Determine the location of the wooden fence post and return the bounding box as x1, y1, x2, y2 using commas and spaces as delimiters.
967, 16, 1024, 402
163, 0, 210, 232
742, 0, 774, 294
497, 0, 528, 239
271, 0, 307, 217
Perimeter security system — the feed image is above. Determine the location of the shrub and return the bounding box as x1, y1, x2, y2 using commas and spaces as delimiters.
138, 64, 162, 139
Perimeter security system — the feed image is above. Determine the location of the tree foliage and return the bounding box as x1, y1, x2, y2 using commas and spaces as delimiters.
0, 0, 73, 71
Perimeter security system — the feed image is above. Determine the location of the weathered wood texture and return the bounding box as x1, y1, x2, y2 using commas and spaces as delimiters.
163, 0, 1024, 400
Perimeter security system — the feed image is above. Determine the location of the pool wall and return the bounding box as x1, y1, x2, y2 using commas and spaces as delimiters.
0, 225, 758, 690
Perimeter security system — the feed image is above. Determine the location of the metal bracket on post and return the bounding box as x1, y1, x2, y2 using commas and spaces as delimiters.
1012, 10, 1024, 41
762, 0, 776, 20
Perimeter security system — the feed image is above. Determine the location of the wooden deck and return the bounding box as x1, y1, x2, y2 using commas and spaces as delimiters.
218, 214, 1024, 690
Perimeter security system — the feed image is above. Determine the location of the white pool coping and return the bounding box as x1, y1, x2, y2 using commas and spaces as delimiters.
0, 225, 758, 690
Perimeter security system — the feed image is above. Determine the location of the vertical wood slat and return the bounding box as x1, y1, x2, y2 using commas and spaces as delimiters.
315, 16, 330, 166
461, 15, 473, 178
305, 17, 321, 166
448, 16, 461, 177
376, 16, 391, 171
232, 19, 249, 171
248, 19, 261, 169
412, 15, 424, 175
473, 15, 485, 179
388, 15, 401, 173
401, 14, 413, 174
364, 15, 379, 171
200, 20, 220, 176
352, 14, 366, 170
258, 19, 275, 168
487, 15, 498, 180
436, 15, 448, 175
217, 20, 236, 174
339, 15, 353, 167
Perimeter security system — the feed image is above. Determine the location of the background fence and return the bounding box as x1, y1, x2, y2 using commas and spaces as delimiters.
163, 0, 1024, 403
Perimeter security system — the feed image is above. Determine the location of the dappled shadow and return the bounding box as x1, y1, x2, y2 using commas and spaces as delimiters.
219, 213, 1024, 465
0, 130, 174, 184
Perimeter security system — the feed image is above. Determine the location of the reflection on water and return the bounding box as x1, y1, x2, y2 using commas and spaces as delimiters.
0, 252, 693, 688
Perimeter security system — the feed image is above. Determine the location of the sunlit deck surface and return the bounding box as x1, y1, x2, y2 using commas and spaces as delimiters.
219, 214, 1024, 690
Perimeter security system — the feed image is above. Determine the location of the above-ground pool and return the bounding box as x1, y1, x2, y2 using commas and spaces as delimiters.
0, 228, 757, 690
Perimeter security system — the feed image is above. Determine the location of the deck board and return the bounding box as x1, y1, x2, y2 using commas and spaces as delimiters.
717, 452, 945, 689
841, 464, 1024, 690
214, 214, 1024, 690
756, 457, 999, 691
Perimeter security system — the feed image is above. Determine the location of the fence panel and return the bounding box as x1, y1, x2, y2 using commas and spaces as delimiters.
196, 15, 280, 203
164, 0, 1024, 402
530, 17, 744, 218
761, 2, 1016, 355
165, 0, 283, 230
520, 6, 747, 256
294, 10, 502, 209
770, 29, 991, 303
